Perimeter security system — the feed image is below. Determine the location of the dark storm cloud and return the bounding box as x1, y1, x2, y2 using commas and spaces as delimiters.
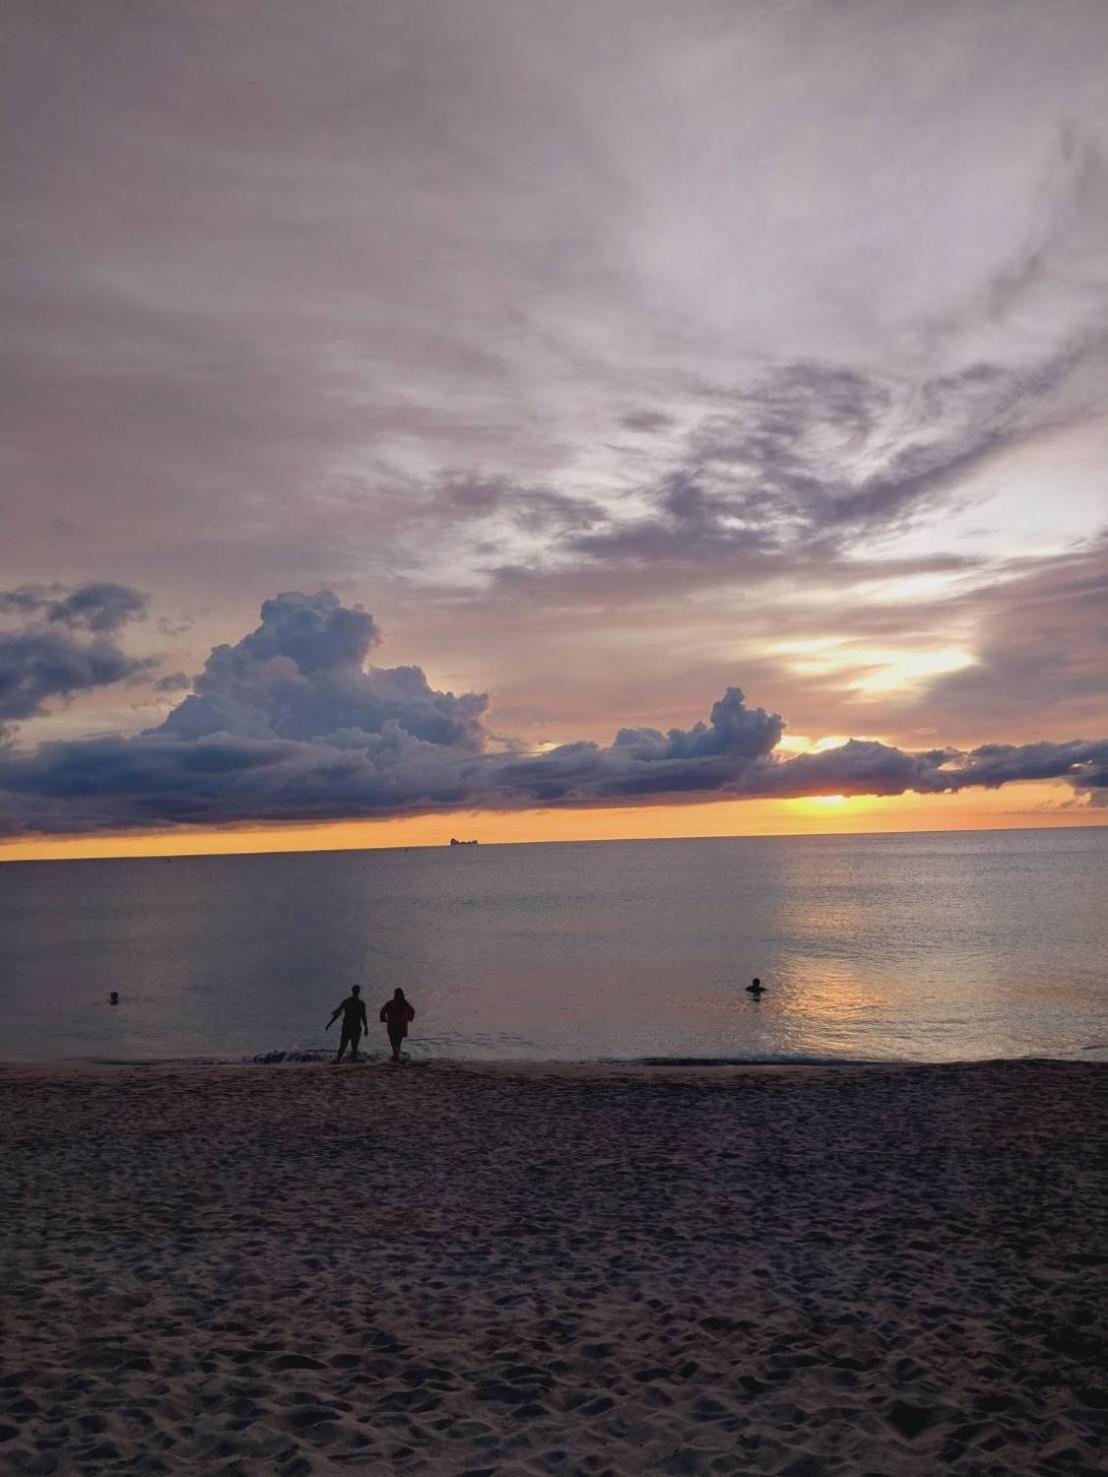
613, 689, 784, 763
0, 592, 1104, 837
0, 581, 152, 731
745, 736, 1108, 802
0, 630, 149, 731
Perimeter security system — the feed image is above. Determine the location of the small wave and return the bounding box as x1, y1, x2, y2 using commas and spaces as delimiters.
81, 1055, 238, 1066
76, 1050, 338, 1067
247, 1048, 333, 1064
619, 1054, 886, 1068
73, 1050, 869, 1069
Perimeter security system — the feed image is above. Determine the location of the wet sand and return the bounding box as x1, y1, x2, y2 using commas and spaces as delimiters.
1, 1058, 1106, 1475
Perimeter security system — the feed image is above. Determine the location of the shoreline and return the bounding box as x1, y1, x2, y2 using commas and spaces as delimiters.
0, 1056, 878, 1077
3, 1058, 1106, 1474
0, 1051, 1096, 1077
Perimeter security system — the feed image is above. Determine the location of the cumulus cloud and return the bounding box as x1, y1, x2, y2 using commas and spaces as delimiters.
613, 690, 784, 764
159, 591, 487, 749
0, 590, 1104, 838
0, 581, 152, 733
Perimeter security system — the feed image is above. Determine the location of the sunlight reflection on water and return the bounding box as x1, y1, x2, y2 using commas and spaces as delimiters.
1, 829, 1105, 1063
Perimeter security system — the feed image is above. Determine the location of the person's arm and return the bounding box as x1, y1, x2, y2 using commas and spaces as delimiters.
360, 1002, 369, 1031
325, 1003, 343, 1029
406, 1004, 415, 1022
379, 1003, 389, 1023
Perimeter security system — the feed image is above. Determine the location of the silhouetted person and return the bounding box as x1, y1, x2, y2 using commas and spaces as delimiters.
746, 977, 765, 996
327, 984, 369, 1063
109, 991, 119, 1006
380, 988, 415, 1062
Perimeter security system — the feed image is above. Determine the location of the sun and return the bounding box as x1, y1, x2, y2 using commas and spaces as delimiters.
786, 793, 853, 821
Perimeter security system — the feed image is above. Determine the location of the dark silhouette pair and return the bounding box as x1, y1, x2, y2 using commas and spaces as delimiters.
326, 985, 415, 1063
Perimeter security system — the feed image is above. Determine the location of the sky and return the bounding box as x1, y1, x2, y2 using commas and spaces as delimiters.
2, 0, 1107, 859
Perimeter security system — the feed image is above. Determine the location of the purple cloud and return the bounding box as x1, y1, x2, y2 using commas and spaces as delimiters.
0, 591, 1104, 837
3, 3, 1107, 786
0, 581, 152, 734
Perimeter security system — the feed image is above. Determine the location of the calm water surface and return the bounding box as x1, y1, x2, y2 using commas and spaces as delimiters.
1, 829, 1105, 1064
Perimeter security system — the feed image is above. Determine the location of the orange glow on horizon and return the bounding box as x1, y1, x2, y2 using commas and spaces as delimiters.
0, 781, 1103, 863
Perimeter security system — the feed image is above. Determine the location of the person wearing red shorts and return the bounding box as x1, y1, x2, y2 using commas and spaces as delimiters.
380, 988, 415, 1062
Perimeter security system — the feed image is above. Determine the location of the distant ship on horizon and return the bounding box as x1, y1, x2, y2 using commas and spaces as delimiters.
449, 837, 480, 846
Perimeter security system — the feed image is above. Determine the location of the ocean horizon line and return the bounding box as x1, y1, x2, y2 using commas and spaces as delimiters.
3, 818, 1106, 868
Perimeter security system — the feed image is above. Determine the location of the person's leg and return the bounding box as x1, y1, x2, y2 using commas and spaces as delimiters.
349, 1030, 361, 1063
336, 1027, 351, 1062
388, 1027, 403, 1061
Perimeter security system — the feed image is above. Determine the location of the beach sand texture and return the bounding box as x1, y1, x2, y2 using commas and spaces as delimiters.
2, 1059, 1106, 1475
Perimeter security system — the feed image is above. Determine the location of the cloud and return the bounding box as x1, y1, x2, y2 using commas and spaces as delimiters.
613, 689, 784, 764
0, 582, 152, 732
3, 4, 1108, 788
7, 2, 1107, 609
0, 590, 1104, 838
1, 581, 148, 633
619, 410, 674, 434
0, 631, 148, 731
432, 475, 605, 535
44, 581, 148, 633
912, 533, 1108, 734
566, 347, 1099, 572
159, 590, 487, 749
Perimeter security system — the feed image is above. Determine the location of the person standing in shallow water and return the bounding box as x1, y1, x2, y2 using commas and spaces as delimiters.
327, 984, 369, 1063
380, 988, 415, 1062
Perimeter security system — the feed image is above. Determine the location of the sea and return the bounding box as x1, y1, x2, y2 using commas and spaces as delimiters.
1, 828, 1105, 1066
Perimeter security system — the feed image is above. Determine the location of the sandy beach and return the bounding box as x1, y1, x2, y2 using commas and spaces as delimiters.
1, 1060, 1106, 1476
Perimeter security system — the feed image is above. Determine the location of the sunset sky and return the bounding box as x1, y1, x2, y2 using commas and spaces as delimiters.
3, 0, 1107, 860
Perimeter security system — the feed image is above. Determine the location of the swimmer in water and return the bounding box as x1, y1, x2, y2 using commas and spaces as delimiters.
745, 977, 765, 996
109, 991, 119, 1006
